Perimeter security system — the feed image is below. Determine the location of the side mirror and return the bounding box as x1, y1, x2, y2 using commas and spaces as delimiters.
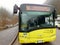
53, 9, 57, 18
13, 8, 18, 14
13, 4, 18, 14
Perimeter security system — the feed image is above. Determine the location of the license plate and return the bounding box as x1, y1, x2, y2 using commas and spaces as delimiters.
37, 40, 43, 43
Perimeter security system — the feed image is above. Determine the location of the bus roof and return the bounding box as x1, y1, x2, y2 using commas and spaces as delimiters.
20, 4, 55, 12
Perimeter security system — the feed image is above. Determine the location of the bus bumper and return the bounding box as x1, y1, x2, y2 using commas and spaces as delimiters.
19, 35, 56, 43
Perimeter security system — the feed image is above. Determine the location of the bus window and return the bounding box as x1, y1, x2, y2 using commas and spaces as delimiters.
20, 11, 54, 31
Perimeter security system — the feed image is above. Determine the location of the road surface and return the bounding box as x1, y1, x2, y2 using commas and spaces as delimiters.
0, 26, 18, 45
13, 28, 60, 45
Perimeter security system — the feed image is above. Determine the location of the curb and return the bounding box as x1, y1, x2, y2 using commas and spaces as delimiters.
9, 33, 18, 45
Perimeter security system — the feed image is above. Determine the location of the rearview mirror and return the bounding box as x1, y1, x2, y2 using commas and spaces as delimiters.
13, 4, 18, 14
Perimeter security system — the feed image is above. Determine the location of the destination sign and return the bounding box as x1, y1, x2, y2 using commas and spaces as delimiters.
26, 5, 50, 11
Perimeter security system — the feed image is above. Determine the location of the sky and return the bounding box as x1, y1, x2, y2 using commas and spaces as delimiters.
0, 0, 47, 14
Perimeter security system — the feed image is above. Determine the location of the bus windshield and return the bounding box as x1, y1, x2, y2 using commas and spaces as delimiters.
21, 11, 55, 32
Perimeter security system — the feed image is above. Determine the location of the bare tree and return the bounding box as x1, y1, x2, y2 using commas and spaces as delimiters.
0, 7, 11, 29
0, 7, 18, 30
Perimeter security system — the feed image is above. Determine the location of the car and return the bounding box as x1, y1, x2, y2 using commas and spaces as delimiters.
55, 15, 60, 29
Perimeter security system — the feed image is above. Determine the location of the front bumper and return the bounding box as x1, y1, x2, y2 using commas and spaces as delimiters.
19, 35, 56, 43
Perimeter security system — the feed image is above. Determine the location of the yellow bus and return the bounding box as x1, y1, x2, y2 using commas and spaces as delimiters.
14, 4, 57, 44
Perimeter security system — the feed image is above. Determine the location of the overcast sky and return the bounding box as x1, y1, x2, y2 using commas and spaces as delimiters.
0, 0, 47, 14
